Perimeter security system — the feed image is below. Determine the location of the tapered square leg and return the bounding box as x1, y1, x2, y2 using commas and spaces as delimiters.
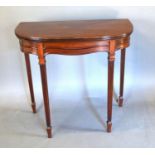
40, 64, 52, 138
37, 43, 52, 138
47, 127, 52, 138
24, 53, 37, 113
118, 48, 126, 107
107, 40, 115, 133
107, 121, 112, 132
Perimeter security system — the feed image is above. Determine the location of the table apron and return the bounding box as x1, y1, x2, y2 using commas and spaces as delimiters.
19, 37, 130, 55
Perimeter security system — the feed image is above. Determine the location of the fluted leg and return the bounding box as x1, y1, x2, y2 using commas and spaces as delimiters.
24, 53, 36, 113
107, 40, 115, 132
118, 48, 126, 107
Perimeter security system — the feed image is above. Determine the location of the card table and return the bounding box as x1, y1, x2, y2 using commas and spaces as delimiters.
15, 19, 133, 138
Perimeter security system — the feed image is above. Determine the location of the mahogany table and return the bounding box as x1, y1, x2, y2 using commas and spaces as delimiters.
15, 19, 133, 138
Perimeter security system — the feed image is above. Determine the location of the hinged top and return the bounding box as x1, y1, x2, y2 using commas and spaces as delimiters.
15, 19, 133, 42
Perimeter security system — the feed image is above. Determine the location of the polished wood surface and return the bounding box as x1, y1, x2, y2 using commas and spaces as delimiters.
18, 37, 130, 56
107, 40, 116, 132
118, 48, 126, 107
38, 43, 52, 138
15, 19, 133, 138
15, 19, 133, 41
24, 53, 36, 113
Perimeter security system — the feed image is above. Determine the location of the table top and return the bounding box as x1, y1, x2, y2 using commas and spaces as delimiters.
15, 19, 133, 42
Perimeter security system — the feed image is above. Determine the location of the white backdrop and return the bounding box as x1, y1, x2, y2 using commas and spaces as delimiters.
1, 6, 155, 147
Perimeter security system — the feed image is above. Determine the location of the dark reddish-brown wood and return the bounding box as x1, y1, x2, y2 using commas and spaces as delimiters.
38, 43, 52, 138
15, 19, 133, 41
118, 48, 126, 107
40, 64, 52, 138
107, 40, 115, 132
24, 53, 36, 113
15, 19, 133, 138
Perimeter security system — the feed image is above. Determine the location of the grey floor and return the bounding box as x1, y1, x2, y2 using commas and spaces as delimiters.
0, 86, 155, 148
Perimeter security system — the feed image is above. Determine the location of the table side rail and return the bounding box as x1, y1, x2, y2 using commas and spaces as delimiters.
19, 37, 130, 55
